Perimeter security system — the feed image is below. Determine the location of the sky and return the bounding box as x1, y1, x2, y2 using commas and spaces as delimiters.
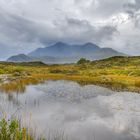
0, 0, 140, 59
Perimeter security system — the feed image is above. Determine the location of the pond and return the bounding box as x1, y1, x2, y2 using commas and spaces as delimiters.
0, 80, 140, 140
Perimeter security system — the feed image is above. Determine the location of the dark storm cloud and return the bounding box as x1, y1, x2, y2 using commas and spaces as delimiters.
0, 8, 117, 47
0, 8, 60, 49
49, 17, 117, 44
0, 11, 37, 42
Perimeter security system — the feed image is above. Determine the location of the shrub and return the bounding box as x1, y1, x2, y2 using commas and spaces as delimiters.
77, 58, 90, 65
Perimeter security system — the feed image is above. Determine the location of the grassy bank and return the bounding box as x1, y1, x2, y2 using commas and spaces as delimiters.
0, 56, 140, 93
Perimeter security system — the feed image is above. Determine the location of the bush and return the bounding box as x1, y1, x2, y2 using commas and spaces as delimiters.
77, 58, 90, 65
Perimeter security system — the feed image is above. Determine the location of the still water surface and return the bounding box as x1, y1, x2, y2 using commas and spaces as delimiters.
0, 80, 140, 140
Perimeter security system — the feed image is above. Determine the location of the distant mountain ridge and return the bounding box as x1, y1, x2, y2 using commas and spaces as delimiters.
7, 42, 125, 63
28, 42, 101, 57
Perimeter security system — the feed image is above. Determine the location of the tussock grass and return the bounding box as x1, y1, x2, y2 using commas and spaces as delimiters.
135, 81, 140, 88
0, 77, 44, 93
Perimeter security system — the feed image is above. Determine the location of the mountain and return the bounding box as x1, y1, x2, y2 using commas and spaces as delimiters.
29, 42, 101, 58
7, 54, 32, 62
7, 42, 125, 63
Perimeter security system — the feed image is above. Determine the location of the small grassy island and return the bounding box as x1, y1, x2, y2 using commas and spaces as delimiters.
0, 56, 140, 93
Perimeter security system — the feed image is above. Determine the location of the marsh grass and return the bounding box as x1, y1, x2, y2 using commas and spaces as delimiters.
0, 116, 67, 140
0, 118, 45, 140
49, 69, 78, 75
0, 56, 140, 93
135, 81, 140, 88
0, 77, 44, 93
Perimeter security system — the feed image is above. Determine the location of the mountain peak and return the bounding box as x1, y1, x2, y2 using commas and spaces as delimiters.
84, 42, 94, 46
7, 54, 32, 62
82, 42, 100, 51
54, 42, 67, 46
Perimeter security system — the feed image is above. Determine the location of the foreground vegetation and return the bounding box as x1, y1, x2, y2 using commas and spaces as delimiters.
0, 56, 140, 93
0, 118, 66, 140
0, 118, 45, 140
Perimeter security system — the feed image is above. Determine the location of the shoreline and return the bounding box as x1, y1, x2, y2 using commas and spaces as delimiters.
0, 73, 140, 94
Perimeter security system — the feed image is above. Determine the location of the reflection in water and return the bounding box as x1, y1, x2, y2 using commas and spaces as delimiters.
0, 80, 140, 140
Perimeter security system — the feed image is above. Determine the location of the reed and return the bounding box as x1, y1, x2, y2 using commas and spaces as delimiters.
0, 118, 45, 140
0, 77, 44, 93
0, 118, 67, 140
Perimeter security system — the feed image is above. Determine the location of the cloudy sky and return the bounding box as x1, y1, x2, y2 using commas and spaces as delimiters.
0, 0, 140, 59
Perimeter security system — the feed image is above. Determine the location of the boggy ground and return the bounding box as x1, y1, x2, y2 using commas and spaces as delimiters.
0, 56, 140, 93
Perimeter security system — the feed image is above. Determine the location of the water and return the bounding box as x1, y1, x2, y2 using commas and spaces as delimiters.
0, 80, 140, 140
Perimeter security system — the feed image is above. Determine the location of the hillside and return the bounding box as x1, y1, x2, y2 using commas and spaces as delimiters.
91, 56, 140, 67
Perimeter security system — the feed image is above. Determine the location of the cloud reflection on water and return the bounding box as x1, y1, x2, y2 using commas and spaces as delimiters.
0, 80, 140, 140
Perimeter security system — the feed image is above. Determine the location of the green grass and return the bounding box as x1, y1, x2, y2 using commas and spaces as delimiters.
0, 118, 45, 140
0, 118, 67, 140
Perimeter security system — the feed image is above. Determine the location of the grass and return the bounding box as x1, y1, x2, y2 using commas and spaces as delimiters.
0, 56, 140, 93
0, 117, 67, 140
0, 118, 45, 140
0, 77, 43, 93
